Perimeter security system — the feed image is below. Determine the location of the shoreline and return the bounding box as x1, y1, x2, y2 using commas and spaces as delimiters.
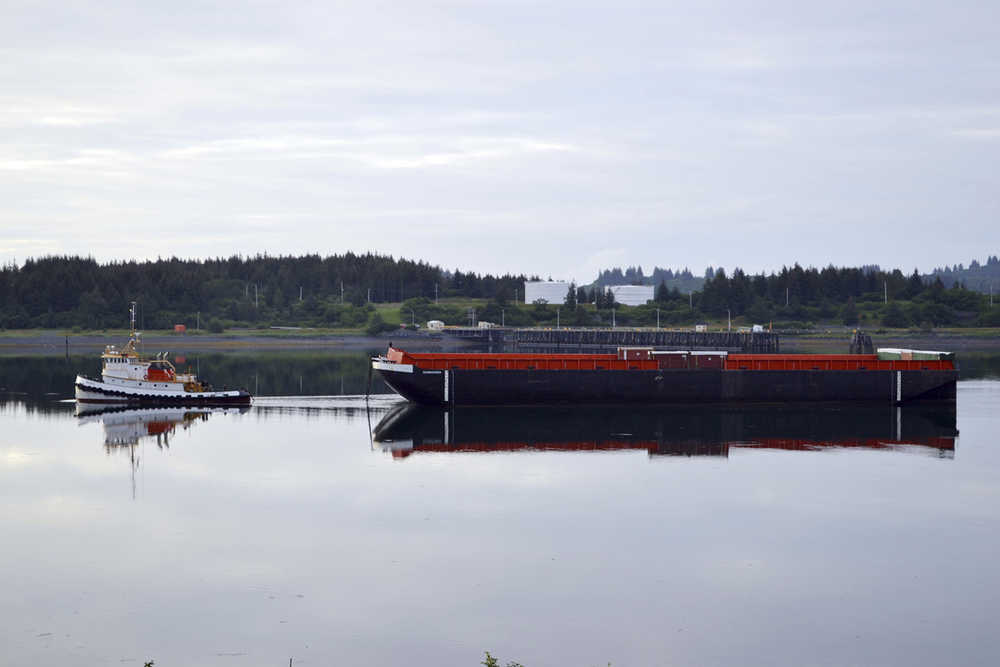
0, 329, 467, 356
1, 328, 998, 357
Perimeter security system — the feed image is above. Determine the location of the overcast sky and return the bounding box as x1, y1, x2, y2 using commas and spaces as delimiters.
2, 0, 998, 281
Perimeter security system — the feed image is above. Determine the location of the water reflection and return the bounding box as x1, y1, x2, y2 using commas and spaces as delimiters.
76, 404, 251, 448
374, 403, 959, 459
76, 405, 250, 498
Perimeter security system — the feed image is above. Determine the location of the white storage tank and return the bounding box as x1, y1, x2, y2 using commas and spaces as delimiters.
524, 281, 571, 304
607, 285, 654, 306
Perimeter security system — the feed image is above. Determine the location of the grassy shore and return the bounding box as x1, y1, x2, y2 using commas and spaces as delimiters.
1, 316, 997, 358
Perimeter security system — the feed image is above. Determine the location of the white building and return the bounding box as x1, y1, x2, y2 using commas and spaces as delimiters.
607, 284, 654, 306
524, 281, 571, 304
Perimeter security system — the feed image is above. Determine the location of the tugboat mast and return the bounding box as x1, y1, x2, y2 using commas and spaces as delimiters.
124, 301, 140, 356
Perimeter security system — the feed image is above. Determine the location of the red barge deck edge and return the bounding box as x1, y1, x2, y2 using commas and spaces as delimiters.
372, 347, 958, 406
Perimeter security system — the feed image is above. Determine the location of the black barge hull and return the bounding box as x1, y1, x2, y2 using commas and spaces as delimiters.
375, 365, 957, 405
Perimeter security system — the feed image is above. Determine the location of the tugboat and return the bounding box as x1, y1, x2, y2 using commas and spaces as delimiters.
74, 303, 252, 405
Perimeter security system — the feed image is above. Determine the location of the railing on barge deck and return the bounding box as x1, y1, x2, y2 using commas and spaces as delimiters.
440, 327, 780, 353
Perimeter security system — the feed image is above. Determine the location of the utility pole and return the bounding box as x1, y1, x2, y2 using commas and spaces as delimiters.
367, 288, 371, 303
656, 308, 660, 329
254, 284, 258, 308
501, 309, 505, 327
884, 280, 888, 304
689, 291, 692, 309
612, 308, 616, 328
727, 309, 731, 332
299, 286, 303, 301
785, 287, 789, 307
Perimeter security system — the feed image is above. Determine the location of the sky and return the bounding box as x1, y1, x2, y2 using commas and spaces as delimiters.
2, 0, 999, 282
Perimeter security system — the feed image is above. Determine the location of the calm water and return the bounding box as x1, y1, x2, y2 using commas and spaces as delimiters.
1, 353, 999, 666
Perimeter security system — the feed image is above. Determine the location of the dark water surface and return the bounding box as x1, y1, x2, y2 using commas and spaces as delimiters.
1, 353, 999, 666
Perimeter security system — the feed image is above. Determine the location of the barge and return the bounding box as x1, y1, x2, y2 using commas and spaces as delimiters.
371, 345, 957, 405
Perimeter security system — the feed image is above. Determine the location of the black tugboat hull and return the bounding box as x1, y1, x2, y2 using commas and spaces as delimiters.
75, 376, 252, 405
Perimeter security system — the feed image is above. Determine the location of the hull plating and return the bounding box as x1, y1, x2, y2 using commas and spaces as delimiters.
376, 364, 958, 406
75, 376, 252, 405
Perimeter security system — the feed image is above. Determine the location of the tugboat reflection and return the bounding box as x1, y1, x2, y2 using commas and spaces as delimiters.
76, 404, 250, 449
373, 403, 958, 460
76, 405, 250, 498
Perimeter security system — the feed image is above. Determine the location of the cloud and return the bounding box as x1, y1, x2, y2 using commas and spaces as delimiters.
1, 0, 999, 277
952, 128, 1000, 140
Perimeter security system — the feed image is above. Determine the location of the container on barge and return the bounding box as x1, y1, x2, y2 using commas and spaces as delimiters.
371, 346, 957, 406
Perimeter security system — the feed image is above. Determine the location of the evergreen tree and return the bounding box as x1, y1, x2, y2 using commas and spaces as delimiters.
882, 301, 909, 328
840, 297, 859, 326
566, 282, 577, 309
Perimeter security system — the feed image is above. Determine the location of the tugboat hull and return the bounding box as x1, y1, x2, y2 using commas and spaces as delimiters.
75, 375, 252, 405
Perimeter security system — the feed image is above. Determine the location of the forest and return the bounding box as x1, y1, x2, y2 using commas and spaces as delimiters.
0, 254, 526, 330
0, 254, 997, 331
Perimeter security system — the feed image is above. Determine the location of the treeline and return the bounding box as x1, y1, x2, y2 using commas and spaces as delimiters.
931, 255, 1000, 293
461, 265, 996, 329
594, 265, 703, 294
693, 265, 996, 327
0, 254, 526, 329
596, 255, 1000, 297
1, 254, 998, 331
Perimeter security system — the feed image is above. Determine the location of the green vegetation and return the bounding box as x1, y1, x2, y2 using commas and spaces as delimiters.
0, 254, 997, 332
0, 254, 526, 330
692, 264, 993, 328
482, 651, 524, 667
931, 255, 1000, 292
596, 265, 703, 293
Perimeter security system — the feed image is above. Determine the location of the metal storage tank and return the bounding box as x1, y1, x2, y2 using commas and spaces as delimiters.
607, 285, 654, 306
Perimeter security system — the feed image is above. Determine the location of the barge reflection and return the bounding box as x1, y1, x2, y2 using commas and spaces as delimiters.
373, 403, 958, 459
